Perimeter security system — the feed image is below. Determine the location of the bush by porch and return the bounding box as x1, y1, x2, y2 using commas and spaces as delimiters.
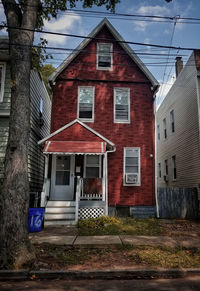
77, 217, 164, 236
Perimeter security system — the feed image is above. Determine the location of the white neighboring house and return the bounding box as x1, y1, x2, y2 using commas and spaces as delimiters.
0, 36, 51, 206
156, 51, 200, 216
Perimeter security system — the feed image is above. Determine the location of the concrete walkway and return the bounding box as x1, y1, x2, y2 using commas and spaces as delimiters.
29, 228, 200, 248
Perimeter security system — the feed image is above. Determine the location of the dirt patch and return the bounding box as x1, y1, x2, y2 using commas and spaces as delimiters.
159, 220, 200, 237
33, 244, 200, 271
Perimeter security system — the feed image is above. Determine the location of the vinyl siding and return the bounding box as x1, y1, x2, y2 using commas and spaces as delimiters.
156, 53, 200, 198
0, 64, 51, 192
0, 62, 11, 113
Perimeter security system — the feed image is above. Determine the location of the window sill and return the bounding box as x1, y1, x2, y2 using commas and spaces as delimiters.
78, 118, 94, 123
114, 120, 130, 124
97, 66, 113, 71
123, 183, 141, 187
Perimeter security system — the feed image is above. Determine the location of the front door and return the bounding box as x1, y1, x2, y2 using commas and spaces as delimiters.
51, 155, 75, 200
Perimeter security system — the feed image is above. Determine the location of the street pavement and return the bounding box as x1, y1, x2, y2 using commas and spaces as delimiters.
1, 277, 200, 290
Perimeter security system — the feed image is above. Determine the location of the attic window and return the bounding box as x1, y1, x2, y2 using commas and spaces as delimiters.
97, 43, 113, 70
0, 63, 6, 103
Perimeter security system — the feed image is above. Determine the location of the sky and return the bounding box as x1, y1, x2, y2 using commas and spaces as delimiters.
1, 0, 200, 108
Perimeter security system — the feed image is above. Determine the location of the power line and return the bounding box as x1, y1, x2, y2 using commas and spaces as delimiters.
0, 41, 188, 61
157, 16, 178, 105
0, 25, 198, 51
1, 2, 200, 22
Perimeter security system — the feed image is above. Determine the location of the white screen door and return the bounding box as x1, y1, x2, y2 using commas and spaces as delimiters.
51, 155, 75, 200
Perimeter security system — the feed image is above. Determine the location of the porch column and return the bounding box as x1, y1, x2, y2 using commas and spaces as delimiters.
41, 154, 49, 207
104, 152, 108, 215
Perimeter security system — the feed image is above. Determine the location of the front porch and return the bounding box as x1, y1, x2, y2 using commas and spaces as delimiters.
42, 153, 108, 226
38, 119, 116, 226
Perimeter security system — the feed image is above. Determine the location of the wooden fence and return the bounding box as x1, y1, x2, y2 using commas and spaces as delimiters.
158, 187, 199, 219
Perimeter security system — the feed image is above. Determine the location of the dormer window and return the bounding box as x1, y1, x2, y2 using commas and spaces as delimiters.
97, 43, 113, 70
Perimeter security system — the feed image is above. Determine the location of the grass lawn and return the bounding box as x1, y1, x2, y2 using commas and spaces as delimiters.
77, 216, 165, 236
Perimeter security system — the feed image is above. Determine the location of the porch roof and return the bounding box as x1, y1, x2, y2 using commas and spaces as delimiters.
43, 141, 106, 155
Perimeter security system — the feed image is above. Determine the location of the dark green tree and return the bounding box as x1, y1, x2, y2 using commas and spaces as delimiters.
0, 0, 120, 269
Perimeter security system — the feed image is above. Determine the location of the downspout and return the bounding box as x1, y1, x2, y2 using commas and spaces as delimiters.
105, 146, 116, 216
154, 98, 159, 218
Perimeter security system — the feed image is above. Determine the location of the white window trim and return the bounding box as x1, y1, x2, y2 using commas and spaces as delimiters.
97, 43, 113, 71
0, 62, 6, 103
77, 86, 95, 123
114, 87, 130, 124
83, 155, 101, 178
123, 147, 141, 186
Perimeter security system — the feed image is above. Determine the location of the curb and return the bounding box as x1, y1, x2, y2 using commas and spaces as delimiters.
1, 269, 200, 281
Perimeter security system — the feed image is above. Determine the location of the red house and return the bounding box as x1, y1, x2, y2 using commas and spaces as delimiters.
39, 18, 159, 225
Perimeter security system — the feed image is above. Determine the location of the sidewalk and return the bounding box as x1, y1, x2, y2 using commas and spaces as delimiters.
29, 226, 200, 248
1, 228, 200, 282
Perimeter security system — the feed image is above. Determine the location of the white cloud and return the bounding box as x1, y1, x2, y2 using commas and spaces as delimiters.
137, 5, 170, 16
134, 20, 147, 32
156, 74, 176, 110
129, 5, 170, 32
43, 14, 82, 45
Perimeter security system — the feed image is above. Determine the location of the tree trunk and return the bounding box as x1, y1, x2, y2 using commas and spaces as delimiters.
0, 0, 39, 269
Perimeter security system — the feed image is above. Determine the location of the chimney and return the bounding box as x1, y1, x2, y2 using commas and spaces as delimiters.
175, 57, 183, 78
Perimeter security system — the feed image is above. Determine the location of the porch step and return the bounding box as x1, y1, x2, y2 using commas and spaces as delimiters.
44, 200, 76, 226
45, 207, 75, 214
45, 220, 76, 226
45, 213, 75, 220
47, 201, 75, 207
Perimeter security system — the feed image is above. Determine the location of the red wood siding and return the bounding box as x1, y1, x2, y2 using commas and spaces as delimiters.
50, 24, 155, 207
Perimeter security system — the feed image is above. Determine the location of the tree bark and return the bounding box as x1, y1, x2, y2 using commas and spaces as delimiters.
0, 0, 39, 269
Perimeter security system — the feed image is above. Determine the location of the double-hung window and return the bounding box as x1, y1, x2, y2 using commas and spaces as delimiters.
172, 155, 177, 180
0, 63, 6, 103
163, 118, 167, 139
170, 109, 175, 133
114, 88, 130, 123
164, 159, 168, 176
97, 43, 113, 70
124, 147, 140, 186
84, 155, 101, 178
158, 162, 161, 179
78, 86, 94, 122
157, 125, 160, 140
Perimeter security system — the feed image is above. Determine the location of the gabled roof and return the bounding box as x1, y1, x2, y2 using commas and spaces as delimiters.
38, 119, 115, 148
49, 18, 159, 91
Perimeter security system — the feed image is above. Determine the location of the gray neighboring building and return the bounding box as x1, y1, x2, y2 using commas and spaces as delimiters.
156, 51, 200, 217
0, 37, 51, 203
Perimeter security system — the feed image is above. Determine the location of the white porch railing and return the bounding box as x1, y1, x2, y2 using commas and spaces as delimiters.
41, 178, 50, 207
75, 177, 81, 222
79, 178, 103, 201
80, 193, 103, 200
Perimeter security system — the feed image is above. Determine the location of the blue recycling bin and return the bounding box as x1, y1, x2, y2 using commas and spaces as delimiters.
28, 208, 45, 232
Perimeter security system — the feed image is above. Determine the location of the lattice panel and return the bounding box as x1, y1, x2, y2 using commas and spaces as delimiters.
79, 207, 105, 219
